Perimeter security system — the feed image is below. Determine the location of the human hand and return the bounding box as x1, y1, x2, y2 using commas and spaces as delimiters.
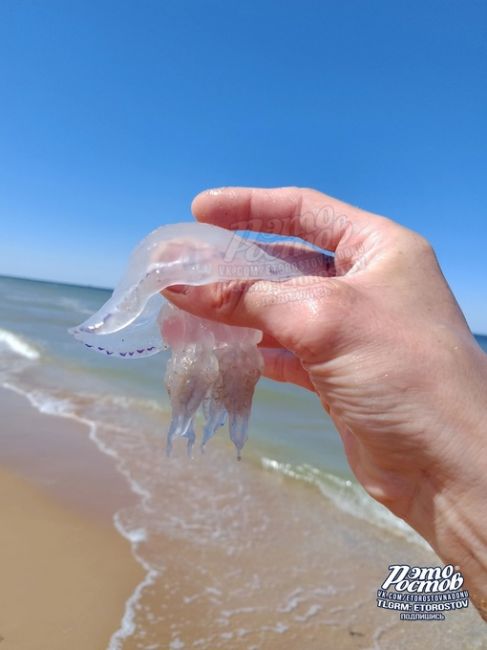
163, 186, 487, 617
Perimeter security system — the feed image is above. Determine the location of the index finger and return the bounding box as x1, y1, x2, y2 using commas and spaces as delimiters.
191, 186, 382, 252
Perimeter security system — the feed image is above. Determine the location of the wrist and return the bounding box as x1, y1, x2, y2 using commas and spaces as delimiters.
409, 471, 487, 620
406, 343, 487, 618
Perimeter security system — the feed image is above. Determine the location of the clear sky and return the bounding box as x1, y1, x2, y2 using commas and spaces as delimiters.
0, 1, 486, 332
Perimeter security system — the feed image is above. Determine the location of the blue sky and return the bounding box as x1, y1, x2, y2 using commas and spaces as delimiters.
0, 1, 486, 332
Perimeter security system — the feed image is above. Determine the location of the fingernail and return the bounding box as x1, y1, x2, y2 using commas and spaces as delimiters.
165, 284, 189, 295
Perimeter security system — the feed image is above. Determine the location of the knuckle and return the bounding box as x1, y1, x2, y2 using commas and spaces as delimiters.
401, 230, 436, 263
413, 232, 434, 255
287, 280, 358, 362
210, 280, 248, 319
400, 227, 434, 254
382, 221, 436, 264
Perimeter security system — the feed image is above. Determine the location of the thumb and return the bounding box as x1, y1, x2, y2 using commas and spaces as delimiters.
163, 278, 303, 346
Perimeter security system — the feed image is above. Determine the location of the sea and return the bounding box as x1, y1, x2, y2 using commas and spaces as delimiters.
1, 274, 486, 650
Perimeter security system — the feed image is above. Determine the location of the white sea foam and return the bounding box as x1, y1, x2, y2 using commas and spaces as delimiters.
107, 567, 159, 650
125, 527, 147, 544
294, 603, 321, 622
1, 382, 76, 419
0, 328, 40, 360
110, 509, 162, 650
169, 638, 185, 650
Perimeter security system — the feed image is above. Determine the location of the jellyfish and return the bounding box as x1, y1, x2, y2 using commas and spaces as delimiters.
69, 222, 327, 457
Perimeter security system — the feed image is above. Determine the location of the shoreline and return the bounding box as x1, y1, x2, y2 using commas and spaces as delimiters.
1, 384, 486, 649
0, 385, 144, 650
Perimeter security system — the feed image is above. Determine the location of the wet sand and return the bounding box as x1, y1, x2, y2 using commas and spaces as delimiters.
0, 387, 144, 650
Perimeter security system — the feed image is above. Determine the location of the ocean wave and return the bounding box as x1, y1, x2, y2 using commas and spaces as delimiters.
0, 328, 41, 360
58, 297, 95, 317
261, 457, 429, 548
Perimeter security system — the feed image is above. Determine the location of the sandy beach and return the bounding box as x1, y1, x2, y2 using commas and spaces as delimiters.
0, 387, 144, 650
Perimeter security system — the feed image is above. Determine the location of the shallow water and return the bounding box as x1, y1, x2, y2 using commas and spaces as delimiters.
1, 275, 486, 649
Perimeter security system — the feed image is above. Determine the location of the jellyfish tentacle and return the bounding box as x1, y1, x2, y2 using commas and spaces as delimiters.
212, 342, 263, 458
164, 341, 219, 455
201, 382, 227, 451
182, 419, 197, 458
